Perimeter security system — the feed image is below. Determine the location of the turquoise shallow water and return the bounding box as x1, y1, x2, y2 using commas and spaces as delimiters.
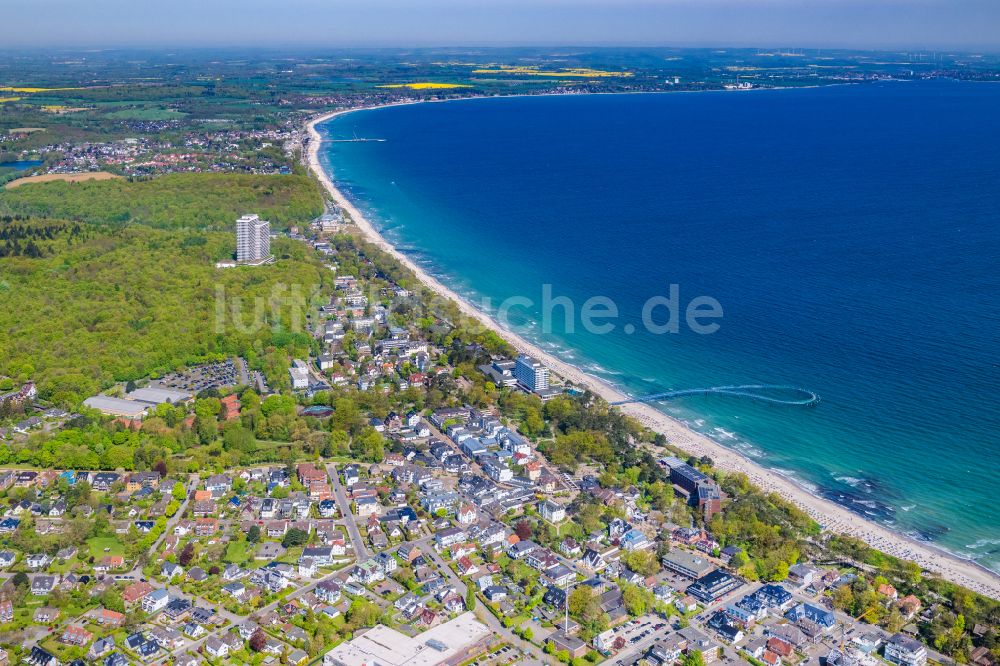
0, 160, 42, 172
318, 81, 1000, 572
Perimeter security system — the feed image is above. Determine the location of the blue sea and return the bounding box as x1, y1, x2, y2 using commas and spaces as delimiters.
0, 160, 42, 172
317, 81, 1000, 572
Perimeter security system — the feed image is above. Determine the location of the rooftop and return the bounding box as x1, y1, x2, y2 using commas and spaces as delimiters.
83, 395, 150, 417
323, 612, 490, 666
127, 386, 193, 404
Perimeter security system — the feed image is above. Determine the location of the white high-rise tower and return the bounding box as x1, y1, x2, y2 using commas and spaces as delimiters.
236, 214, 271, 264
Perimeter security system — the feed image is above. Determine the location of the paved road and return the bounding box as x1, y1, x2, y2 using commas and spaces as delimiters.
157, 469, 550, 662
160, 469, 373, 659
132, 475, 198, 575
415, 535, 554, 665
325, 462, 370, 560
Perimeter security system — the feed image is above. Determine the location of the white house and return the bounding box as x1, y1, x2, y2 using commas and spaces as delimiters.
141, 588, 170, 614
885, 634, 927, 666
342, 465, 360, 487
26, 553, 51, 570
355, 496, 380, 517
161, 562, 183, 579
289, 361, 310, 390
539, 500, 566, 524
205, 637, 229, 658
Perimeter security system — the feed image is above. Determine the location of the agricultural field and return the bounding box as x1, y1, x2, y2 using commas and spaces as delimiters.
5, 171, 121, 188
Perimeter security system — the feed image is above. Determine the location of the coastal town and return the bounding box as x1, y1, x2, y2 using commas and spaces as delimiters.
1, 46, 999, 666
0, 387, 972, 666
0, 204, 996, 666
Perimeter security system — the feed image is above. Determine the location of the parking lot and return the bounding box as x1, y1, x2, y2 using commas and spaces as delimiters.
153, 358, 247, 393
467, 644, 530, 666
606, 614, 669, 663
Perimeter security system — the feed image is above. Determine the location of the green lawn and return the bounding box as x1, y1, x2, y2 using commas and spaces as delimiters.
39, 637, 86, 663
277, 545, 303, 564
87, 536, 126, 558
224, 540, 251, 564
49, 557, 77, 573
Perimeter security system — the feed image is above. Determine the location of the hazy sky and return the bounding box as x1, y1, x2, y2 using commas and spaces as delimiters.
7, 0, 1000, 51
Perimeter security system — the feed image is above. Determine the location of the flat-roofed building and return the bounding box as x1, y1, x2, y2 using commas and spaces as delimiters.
687, 569, 743, 603
662, 550, 715, 579
290, 360, 310, 390
669, 462, 710, 495
514, 355, 550, 393
126, 387, 192, 405
478, 359, 519, 388
323, 612, 491, 666
83, 396, 150, 419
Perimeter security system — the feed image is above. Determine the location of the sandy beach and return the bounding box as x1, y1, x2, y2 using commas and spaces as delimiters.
305, 103, 1000, 601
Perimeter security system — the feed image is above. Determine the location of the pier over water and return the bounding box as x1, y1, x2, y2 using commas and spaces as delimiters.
611, 384, 820, 407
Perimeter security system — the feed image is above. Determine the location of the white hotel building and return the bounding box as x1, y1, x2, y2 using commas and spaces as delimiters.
236, 214, 273, 264
514, 354, 550, 393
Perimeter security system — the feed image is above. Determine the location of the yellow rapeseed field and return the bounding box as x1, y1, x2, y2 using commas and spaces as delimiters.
377, 82, 472, 90
0, 86, 83, 93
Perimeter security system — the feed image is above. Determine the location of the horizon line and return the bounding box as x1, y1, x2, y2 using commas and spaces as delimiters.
2, 42, 999, 55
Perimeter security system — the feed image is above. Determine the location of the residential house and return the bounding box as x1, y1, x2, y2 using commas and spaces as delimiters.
539, 500, 566, 523
619, 528, 651, 551
787, 563, 819, 588
122, 581, 154, 606
686, 569, 743, 604
33, 607, 60, 623
878, 583, 899, 600
142, 588, 170, 614
26, 647, 58, 666
26, 553, 51, 570
205, 637, 229, 659
87, 636, 116, 660
61, 625, 94, 647
785, 603, 836, 630
899, 595, 922, 618
885, 633, 927, 666
94, 608, 126, 628
355, 496, 379, 517
435, 527, 466, 549
220, 394, 241, 420
31, 575, 56, 596
104, 653, 129, 666
456, 503, 477, 524
315, 581, 342, 604
162, 561, 183, 579
342, 465, 360, 487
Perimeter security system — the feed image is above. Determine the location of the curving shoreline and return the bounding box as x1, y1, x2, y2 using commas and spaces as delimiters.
304, 100, 1000, 600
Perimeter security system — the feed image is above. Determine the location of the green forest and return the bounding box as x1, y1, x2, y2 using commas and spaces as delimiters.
0, 222, 328, 404
0, 173, 323, 230
0, 173, 327, 404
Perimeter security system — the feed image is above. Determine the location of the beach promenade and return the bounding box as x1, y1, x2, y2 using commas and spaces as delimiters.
305, 105, 1000, 601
